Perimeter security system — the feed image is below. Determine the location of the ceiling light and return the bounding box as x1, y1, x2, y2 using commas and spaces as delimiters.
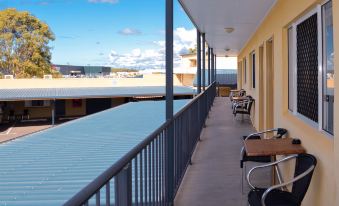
225, 48, 230, 52
224, 28, 234, 33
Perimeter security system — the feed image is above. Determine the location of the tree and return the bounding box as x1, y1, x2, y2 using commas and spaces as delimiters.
0, 8, 55, 78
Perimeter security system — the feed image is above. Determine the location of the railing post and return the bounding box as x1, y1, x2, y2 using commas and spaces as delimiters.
202, 33, 206, 91
165, 0, 174, 205
197, 30, 201, 94
208, 47, 211, 86
115, 164, 132, 206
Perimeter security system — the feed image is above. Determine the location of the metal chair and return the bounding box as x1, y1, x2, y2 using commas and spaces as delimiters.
247, 153, 317, 206
240, 128, 288, 192
233, 96, 254, 118
7, 110, 15, 122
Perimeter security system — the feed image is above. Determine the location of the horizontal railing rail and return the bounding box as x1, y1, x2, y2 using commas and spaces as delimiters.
64, 82, 216, 206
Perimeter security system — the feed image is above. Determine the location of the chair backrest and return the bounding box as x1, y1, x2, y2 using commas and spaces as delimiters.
23, 109, 29, 115
273, 128, 288, 139
245, 96, 254, 111
239, 90, 246, 97
292, 153, 317, 204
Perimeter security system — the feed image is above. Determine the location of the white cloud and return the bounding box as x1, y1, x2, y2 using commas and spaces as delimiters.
118, 28, 142, 36
108, 27, 196, 70
88, 0, 118, 4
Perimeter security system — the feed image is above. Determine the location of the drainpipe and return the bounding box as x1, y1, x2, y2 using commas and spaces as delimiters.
202, 33, 206, 91
197, 30, 201, 94
165, 0, 174, 204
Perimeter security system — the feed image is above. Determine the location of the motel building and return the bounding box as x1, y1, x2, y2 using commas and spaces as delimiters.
0, 0, 338, 206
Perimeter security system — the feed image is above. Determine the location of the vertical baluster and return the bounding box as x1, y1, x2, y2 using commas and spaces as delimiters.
160, 132, 164, 206
156, 136, 159, 204
144, 148, 148, 205
135, 156, 138, 206
106, 182, 110, 206
140, 151, 144, 206
152, 140, 155, 206
148, 142, 152, 205
96, 191, 100, 206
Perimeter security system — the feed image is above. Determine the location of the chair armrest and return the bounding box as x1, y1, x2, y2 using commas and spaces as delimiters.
261, 165, 316, 206
246, 155, 298, 189
244, 128, 281, 140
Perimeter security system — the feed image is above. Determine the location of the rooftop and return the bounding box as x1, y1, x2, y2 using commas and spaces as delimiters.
0, 100, 189, 205
0, 86, 195, 101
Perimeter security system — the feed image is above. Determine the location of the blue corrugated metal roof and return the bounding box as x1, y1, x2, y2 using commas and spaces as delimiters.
0, 100, 189, 206
193, 69, 237, 86
0, 86, 195, 101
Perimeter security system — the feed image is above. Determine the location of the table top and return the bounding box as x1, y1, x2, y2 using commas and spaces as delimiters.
244, 138, 306, 156
230, 89, 241, 92
232, 96, 247, 101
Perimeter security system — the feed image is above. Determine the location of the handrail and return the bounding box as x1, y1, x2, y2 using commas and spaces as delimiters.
64, 82, 216, 206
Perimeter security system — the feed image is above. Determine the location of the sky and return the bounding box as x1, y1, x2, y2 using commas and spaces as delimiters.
0, 0, 197, 69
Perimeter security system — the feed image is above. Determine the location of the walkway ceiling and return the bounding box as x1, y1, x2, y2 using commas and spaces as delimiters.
179, 0, 277, 57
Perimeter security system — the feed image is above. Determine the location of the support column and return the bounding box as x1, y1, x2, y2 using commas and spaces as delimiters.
202, 33, 206, 91
211, 48, 215, 82
208, 47, 211, 85
197, 30, 201, 94
215, 54, 217, 82
165, 0, 174, 204
51, 100, 55, 126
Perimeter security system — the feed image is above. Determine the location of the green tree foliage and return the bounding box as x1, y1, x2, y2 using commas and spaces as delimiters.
0, 8, 55, 78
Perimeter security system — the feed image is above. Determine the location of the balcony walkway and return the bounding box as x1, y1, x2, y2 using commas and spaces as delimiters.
174, 97, 270, 206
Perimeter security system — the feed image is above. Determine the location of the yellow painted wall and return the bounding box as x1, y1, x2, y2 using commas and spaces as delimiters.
65, 99, 86, 117
238, 0, 337, 205
2, 101, 52, 119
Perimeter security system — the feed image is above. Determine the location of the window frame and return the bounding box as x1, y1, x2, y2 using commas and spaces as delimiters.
251, 51, 256, 89
287, 2, 333, 136
243, 57, 247, 84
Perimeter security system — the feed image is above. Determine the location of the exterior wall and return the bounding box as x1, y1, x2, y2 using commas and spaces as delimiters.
2, 101, 52, 119
238, 0, 337, 205
0, 73, 183, 89
175, 74, 195, 86
65, 99, 86, 117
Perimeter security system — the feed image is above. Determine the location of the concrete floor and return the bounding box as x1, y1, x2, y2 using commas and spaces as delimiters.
174, 97, 270, 206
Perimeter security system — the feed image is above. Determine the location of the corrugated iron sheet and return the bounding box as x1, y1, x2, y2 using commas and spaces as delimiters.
0, 100, 189, 206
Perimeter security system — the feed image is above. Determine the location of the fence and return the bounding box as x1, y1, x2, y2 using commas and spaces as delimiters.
64, 82, 216, 206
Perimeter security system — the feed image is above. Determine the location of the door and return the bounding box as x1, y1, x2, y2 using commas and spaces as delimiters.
55, 100, 66, 117
259, 46, 264, 131
265, 39, 274, 129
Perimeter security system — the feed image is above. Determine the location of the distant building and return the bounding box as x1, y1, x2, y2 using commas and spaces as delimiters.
53, 65, 111, 77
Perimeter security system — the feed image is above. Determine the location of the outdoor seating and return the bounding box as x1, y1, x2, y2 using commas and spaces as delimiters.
240, 128, 288, 192
230, 89, 246, 102
233, 95, 254, 118
247, 153, 317, 206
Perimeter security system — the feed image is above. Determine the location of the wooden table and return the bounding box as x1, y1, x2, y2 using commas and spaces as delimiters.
244, 138, 306, 186
232, 96, 247, 101
244, 138, 306, 157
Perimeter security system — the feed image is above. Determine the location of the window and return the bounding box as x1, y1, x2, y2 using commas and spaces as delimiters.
25, 100, 51, 107
322, 1, 334, 134
243, 58, 247, 83
288, 27, 295, 112
287, 1, 334, 135
251, 52, 256, 88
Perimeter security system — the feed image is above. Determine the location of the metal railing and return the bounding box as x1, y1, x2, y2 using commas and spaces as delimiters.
64, 82, 216, 206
